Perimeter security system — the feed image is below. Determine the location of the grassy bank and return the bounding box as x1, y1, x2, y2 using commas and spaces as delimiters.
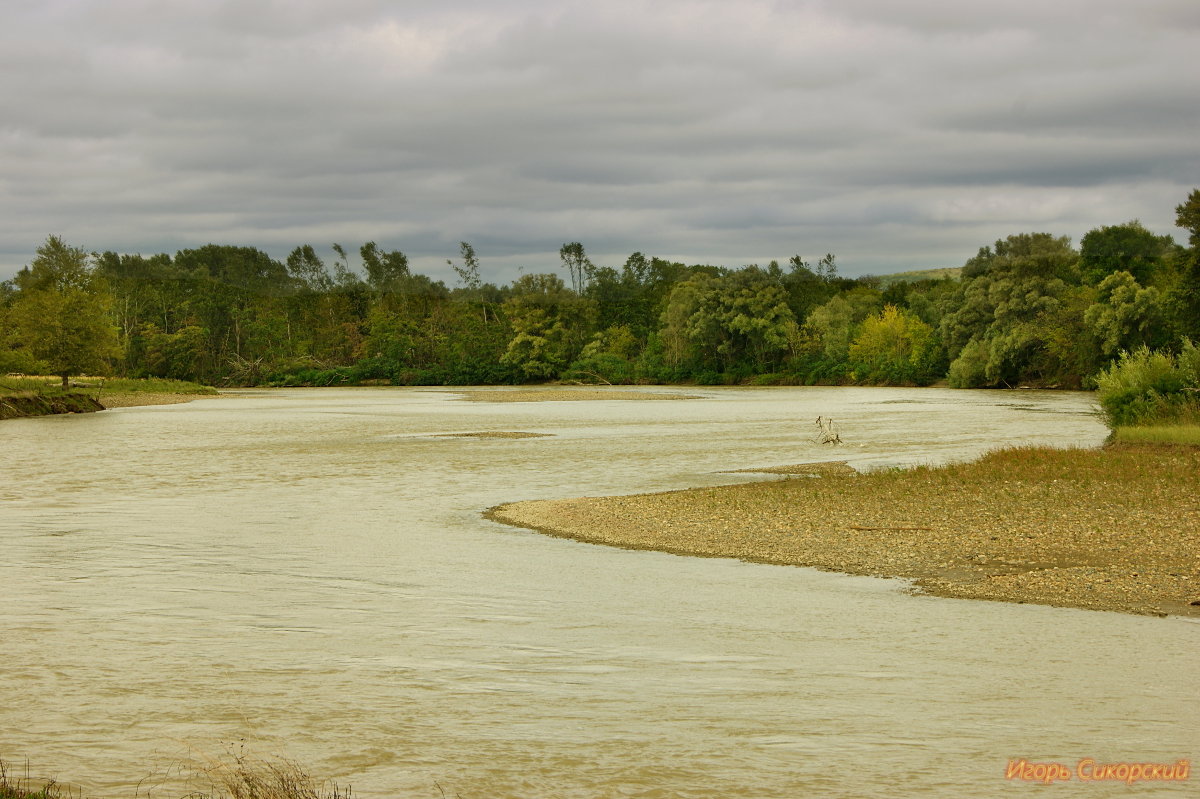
1111, 423, 1200, 445
489, 442, 1200, 617
0, 377, 218, 419
0, 389, 104, 420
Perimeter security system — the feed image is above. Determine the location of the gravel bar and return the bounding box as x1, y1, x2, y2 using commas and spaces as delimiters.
488, 446, 1200, 617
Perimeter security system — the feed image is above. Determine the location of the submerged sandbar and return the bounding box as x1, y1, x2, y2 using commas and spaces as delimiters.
457, 387, 700, 402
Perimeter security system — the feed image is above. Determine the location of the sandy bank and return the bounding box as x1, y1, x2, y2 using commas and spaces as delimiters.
488, 446, 1200, 617
436, 431, 552, 439
98, 391, 224, 408
458, 387, 700, 402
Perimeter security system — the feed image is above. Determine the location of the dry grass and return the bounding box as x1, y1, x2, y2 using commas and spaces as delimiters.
0, 755, 351, 799
489, 444, 1200, 616
182, 753, 350, 799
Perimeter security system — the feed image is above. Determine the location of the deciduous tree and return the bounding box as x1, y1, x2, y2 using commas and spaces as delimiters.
9, 236, 119, 387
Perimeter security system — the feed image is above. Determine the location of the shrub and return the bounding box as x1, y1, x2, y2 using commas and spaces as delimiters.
1094, 343, 1200, 427
947, 338, 990, 388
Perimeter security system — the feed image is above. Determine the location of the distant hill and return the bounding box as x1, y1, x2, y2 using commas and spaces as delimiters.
869, 266, 962, 288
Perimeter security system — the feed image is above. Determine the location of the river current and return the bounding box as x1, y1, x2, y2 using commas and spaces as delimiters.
1, 386, 1196, 797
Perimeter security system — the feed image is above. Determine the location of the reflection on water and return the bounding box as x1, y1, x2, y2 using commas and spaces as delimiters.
1, 387, 1196, 798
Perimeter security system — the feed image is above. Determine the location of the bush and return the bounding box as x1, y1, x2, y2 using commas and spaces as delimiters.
947, 338, 990, 388
1094, 343, 1200, 427
564, 352, 635, 384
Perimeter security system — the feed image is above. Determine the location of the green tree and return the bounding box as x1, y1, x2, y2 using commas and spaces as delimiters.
1176, 190, 1200, 248
1169, 189, 1200, 338
448, 241, 481, 292
173, 244, 290, 377
804, 287, 882, 362
360, 241, 410, 293
848, 305, 941, 385
501, 273, 594, 379
9, 236, 119, 387
659, 267, 798, 375
1083, 271, 1169, 357
941, 233, 1081, 386
95, 250, 187, 375
567, 325, 640, 383
559, 242, 593, 294
1079, 221, 1175, 286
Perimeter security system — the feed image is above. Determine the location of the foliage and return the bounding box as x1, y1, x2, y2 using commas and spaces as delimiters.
7, 236, 120, 386
560, 242, 594, 294
848, 305, 943, 385
659, 268, 799, 375
1168, 190, 1200, 339
2, 189, 1196, 390
804, 288, 881, 362
1083, 271, 1169, 356
565, 325, 640, 383
1093, 342, 1200, 427
1079, 220, 1176, 285
941, 232, 1085, 386
501, 273, 592, 379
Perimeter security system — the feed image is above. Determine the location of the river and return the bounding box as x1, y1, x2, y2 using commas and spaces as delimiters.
1, 386, 1195, 797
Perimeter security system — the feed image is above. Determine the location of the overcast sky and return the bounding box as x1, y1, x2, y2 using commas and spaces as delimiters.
2, 0, 1196, 285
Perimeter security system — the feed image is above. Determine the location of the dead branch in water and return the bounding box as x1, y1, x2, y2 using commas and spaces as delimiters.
814, 415, 842, 445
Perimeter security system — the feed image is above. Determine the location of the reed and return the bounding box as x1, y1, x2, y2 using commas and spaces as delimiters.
0, 761, 67, 799
183, 753, 351, 799
0, 757, 351, 799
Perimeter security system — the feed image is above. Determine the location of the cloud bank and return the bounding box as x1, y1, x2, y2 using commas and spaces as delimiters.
2, 0, 1196, 284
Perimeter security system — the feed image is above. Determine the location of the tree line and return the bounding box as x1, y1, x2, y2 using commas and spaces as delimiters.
2, 191, 1198, 390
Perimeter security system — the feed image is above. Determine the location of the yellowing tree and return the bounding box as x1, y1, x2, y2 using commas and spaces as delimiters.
848, 304, 939, 385
10, 236, 119, 387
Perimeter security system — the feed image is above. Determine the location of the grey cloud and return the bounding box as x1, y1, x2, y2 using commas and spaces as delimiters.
0, 0, 1194, 282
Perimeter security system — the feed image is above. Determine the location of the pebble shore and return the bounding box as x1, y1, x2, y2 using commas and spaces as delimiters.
98, 391, 217, 407
489, 446, 1200, 617
458, 388, 700, 402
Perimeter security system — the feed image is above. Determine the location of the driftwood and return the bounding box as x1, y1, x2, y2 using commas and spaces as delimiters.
814, 415, 841, 444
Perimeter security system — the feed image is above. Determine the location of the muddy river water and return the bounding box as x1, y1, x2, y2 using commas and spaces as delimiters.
1, 387, 1196, 797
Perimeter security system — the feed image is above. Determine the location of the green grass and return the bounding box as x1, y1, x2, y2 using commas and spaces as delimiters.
97, 377, 218, 395
1111, 424, 1200, 445
0, 376, 217, 397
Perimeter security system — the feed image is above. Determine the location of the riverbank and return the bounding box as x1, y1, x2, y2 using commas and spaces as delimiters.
488, 444, 1200, 617
0, 377, 219, 420
458, 387, 700, 402
0, 391, 105, 420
